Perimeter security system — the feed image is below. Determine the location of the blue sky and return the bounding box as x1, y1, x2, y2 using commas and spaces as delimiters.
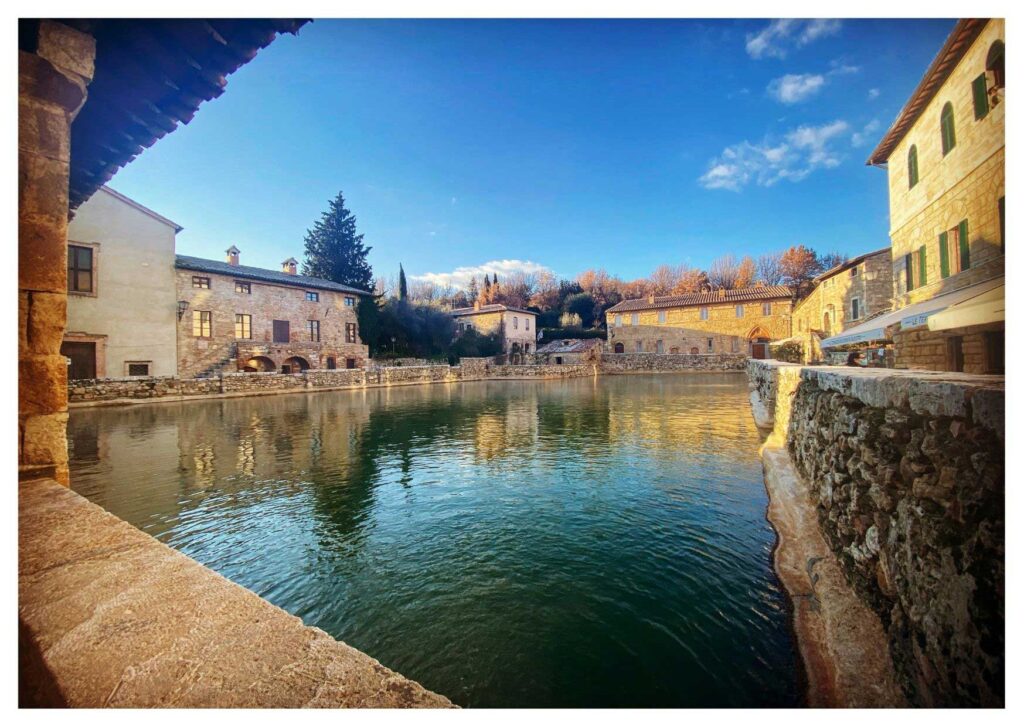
108, 18, 955, 288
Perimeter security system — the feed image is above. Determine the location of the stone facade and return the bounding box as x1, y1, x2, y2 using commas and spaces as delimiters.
606, 288, 793, 357
875, 20, 1004, 373
749, 360, 1004, 707
892, 320, 1003, 375
175, 255, 369, 378
599, 352, 747, 373
792, 248, 894, 363
19, 21, 96, 484
451, 303, 537, 354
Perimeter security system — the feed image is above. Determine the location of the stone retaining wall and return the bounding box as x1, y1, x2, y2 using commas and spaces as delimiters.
599, 352, 747, 373
748, 360, 1004, 707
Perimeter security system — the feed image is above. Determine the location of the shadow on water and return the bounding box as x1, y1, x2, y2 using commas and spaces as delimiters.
68, 374, 800, 707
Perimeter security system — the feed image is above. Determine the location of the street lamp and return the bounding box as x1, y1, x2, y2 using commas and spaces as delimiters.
177, 300, 189, 320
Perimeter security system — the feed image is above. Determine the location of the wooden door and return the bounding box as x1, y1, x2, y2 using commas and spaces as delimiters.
61, 342, 96, 380
273, 320, 290, 343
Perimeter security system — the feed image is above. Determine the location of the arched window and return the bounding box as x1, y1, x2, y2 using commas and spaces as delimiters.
987, 40, 1005, 91
940, 102, 956, 155
907, 145, 919, 189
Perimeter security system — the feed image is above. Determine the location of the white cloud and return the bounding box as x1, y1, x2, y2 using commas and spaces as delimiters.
411, 259, 556, 289
767, 73, 826, 103
699, 120, 850, 191
868, 87, 881, 100
746, 19, 842, 59
851, 119, 882, 148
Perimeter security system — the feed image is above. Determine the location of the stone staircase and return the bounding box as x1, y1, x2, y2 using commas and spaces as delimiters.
194, 343, 238, 379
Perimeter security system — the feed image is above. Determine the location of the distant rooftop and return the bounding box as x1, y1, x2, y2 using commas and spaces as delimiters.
814, 247, 892, 283
606, 285, 793, 314
536, 338, 602, 355
175, 255, 369, 295
450, 303, 535, 317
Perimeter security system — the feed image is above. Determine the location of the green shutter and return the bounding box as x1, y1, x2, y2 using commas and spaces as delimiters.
918, 245, 928, 286
905, 253, 914, 291
908, 146, 918, 189
958, 219, 970, 270
939, 231, 950, 278
972, 74, 989, 120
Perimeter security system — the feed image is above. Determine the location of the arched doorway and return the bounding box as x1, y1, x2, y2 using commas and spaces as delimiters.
281, 356, 310, 374
613, 342, 624, 353
243, 356, 276, 373
747, 327, 772, 360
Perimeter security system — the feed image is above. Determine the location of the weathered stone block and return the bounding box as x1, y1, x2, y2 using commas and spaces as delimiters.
19, 355, 67, 416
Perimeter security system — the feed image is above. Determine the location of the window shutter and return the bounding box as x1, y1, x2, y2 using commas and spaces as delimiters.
905, 253, 914, 292
918, 245, 927, 286
958, 219, 970, 270
972, 74, 989, 120
939, 232, 949, 278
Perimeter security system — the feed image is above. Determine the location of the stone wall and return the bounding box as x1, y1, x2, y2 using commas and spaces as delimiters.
599, 352, 747, 373
749, 360, 1004, 706
892, 320, 1004, 375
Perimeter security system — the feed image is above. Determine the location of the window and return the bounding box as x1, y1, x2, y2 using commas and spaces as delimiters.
700, 306, 709, 321
940, 102, 956, 155
904, 253, 915, 292
731, 336, 739, 353
305, 291, 319, 302
706, 338, 713, 352
851, 297, 861, 321
192, 310, 212, 338
525, 318, 530, 330
126, 362, 151, 377
985, 331, 1004, 375
68, 244, 94, 293
735, 304, 744, 318
762, 302, 771, 316
234, 314, 252, 339
656, 340, 664, 354
946, 336, 964, 373
345, 322, 358, 343
272, 319, 290, 343
972, 73, 989, 120
235, 281, 251, 294
192, 276, 210, 289
307, 320, 320, 342
630, 313, 638, 326
850, 265, 859, 278
987, 40, 1005, 93
658, 310, 667, 324
513, 316, 519, 330
614, 314, 622, 327
635, 340, 643, 353
907, 145, 919, 189
326, 356, 337, 370
917, 245, 928, 287
941, 219, 971, 276
344, 296, 356, 307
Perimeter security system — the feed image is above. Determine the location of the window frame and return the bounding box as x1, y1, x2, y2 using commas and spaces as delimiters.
940, 102, 956, 156
345, 322, 358, 343
307, 319, 321, 342
305, 291, 320, 302
192, 310, 212, 338
658, 310, 667, 324
699, 306, 709, 321
907, 144, 919, 189
762, 302, 772, 316
125, 361, 151, 377
344, 296, 356, 307
192, 276, 211, 289
68, 242, 98, 295
234, 313, 252, 340
234, 281, 252, 294
850, 297, 861, 321
735, 304, 744, 318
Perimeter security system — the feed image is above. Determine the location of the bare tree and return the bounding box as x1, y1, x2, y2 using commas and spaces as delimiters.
672, 266, 708, 294
707, 254, 740, 289
756, 253, 784, 286
648, 264, 681, 296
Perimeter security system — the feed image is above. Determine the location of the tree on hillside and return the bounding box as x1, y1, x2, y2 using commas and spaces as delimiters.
780, 245, 822, 297
756, 253, 785, 286
564, 292, 597, 328
398, 264, 408, 301
482, 274, 492, 304
467, 276, 479, 304
735, 256, 757, 289
301, 191, 374, 291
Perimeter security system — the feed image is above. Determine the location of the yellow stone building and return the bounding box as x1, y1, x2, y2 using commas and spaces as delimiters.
605, 286, 793, 358
856, 18, 1004, 374
450, 302, 538, 355
792, 247, 893, 363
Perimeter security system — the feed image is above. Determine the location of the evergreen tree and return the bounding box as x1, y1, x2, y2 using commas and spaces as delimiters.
398, 263, 408, 301
468, 276, 479, 304
482, 274, 492, 303
301, 191, 374, 291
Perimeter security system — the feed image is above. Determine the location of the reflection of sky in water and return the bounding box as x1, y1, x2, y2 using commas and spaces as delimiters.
69, 374, 800, 708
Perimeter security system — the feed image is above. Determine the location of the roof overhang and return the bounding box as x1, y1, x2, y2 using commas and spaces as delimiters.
928, 284, 1004, 331
866, 19, 989, 167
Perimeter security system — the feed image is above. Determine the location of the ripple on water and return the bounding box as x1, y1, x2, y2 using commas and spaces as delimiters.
68, 373, 800, 708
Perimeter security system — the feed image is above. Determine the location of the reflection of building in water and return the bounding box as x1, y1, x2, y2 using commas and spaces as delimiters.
471, 392, 540, 462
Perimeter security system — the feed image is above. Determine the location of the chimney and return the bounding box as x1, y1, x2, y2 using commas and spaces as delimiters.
225, 245, 240, 266
718, 289, 726, 298
473, 300, 481, 311
647, 294, 655, 304
281, 257, 298, 275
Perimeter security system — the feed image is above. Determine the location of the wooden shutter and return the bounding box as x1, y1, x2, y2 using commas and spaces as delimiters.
904, 253, 914, 291
939, 231, 949, 278
958, 219, 970, 270
972, 74, 989, 120
918, 245, 927, 286
273, 319, 290, 343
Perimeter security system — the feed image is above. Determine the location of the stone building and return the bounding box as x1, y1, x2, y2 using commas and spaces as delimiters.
604, 286, 793, 359
176, 249, 370, 377
450, 302, 537, 355
62, 186, 182, 379
535, 337, 602, 365
792, 247, 893, 363
850, 18, 1004, 374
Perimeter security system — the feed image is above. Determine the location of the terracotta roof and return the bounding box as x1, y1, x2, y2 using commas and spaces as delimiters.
813, 246, 891, 283
450, 303, 535, 317
605, 286, 793, 314
67, 19, 308, 209
536, 338, 602, 355
175, 255, 369, 295
866, 19, 989, 166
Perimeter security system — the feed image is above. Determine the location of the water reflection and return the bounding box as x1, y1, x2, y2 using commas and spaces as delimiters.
69, 374, 799, 708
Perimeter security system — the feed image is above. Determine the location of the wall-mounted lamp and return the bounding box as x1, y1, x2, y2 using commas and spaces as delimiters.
177, 300, 189, 320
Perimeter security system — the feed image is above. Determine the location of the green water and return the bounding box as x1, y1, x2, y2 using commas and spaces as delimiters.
68, 373, 800, 707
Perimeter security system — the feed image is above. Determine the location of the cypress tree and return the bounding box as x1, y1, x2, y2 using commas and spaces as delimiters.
398, 263, 408, 301
301, 191, 374, 291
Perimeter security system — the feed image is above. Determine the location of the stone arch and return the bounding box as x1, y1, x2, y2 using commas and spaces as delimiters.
746, 326, 772, 340
243, 356, 276, 373
613, 342, 625, 353
281, 356, 310, 373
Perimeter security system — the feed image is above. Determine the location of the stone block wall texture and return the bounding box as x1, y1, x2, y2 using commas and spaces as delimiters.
19, 21, 96, 484
599, 352, 748, 373
176, 268, 368, 378
750, 361, 1004, 706
887, 20, 1004, 308
893, 321, 1004, 375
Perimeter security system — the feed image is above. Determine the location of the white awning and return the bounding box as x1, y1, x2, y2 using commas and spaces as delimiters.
820, 276, 1004, 348
928, 284, 1004, 331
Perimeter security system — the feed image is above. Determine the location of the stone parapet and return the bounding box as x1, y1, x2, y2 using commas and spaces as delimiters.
599, 352, 747, 373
